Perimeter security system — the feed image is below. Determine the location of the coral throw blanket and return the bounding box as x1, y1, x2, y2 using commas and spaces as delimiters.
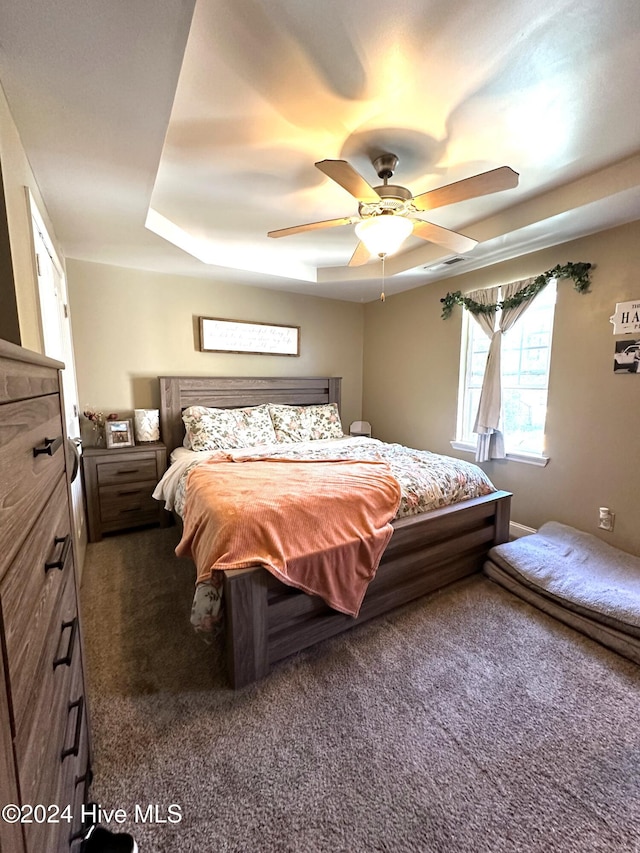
176, 455, 402, 617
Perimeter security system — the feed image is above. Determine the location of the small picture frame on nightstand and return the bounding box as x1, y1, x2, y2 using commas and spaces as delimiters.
105, 418, 134, 448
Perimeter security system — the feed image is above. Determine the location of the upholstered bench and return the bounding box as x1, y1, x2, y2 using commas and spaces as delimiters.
484, 521, 640, 665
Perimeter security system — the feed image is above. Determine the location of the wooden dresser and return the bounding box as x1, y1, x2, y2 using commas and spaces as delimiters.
0, 339, 91, 853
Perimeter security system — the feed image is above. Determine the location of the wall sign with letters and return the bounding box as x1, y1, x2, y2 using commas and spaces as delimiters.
198, 317, 300, 356
610, 300, 640, 334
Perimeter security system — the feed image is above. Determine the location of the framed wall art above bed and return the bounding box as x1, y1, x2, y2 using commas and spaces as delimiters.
198, 317, 300, 356
158, 375, 511, 689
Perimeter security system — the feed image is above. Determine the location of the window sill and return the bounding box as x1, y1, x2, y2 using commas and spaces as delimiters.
450, 441, 550, 468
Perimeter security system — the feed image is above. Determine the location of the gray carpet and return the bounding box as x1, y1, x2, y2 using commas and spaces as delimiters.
80, 526, 640, 852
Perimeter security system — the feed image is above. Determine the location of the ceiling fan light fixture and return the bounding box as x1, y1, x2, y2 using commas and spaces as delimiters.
355, 214, 413, 257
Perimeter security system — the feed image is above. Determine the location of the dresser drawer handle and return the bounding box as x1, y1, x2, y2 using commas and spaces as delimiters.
117, 489, 142, 496
61, 695, 84, 761
115, 467, 140, 475
33, 435, 63, 457
45, 534, 71, 572
74, 766, 93, 790
54, 617, 78, 668
121, 506, 142, 514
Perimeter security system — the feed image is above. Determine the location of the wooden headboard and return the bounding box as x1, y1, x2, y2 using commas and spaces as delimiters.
159, 376, 342, 456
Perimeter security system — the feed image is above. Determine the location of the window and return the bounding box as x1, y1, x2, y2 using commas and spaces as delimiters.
457, 279, 557, 458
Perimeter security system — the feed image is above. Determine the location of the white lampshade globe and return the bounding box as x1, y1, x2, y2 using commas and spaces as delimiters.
355, 215, 414, 257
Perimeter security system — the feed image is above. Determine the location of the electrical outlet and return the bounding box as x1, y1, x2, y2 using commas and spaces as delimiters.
598, 507, 615, 531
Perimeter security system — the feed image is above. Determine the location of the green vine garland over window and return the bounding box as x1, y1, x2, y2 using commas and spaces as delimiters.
440, 261, 592, 319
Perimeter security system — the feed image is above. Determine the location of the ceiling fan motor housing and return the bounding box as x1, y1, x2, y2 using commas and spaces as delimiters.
365, 153, 414, 217
360, 184, 414, 218
375, 184, 412, 201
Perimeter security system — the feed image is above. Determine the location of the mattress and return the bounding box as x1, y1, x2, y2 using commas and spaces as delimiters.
154, 436, 497, 632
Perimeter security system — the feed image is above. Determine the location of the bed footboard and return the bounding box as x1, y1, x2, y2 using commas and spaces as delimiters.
223, 490, 511, 689
224, 568, 270, 687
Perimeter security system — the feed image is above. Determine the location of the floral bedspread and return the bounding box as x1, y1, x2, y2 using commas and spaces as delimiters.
170, 439, 496, 632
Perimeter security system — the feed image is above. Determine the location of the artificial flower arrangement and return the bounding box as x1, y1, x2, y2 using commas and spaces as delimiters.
83, 408, 119, 446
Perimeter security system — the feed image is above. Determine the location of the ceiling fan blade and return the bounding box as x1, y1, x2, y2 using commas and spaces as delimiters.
268, 216, 355, 238
348, 241, 371, 267
412, 166, 519, 212
412, 220, 478, 254
315, 159, 381, 203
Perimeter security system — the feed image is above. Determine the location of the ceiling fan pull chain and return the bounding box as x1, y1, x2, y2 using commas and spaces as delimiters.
379, 252, 386, 302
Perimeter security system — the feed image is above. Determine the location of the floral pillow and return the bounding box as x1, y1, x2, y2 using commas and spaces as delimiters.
182, 404, 277, 451
268, 404, 308, 442
306, 403, 344, 440
268, 403, 344, 442
242, 405, 279, 446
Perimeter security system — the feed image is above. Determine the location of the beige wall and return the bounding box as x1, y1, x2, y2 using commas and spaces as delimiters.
67, 259, 365, 431
7, 74, 639, 558
363, 220, 640, 556
0, 83, 61, 352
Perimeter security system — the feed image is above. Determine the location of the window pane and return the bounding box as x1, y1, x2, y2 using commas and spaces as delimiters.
458, 280, 556, 454
502, 388, 548, 453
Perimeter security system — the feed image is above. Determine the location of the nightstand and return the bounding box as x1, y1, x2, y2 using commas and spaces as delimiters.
82, 443, 169, 542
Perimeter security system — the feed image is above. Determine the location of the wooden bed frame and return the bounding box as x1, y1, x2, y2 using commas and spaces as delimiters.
159, 375, 511, 688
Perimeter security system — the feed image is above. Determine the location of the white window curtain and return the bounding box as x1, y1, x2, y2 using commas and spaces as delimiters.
469, 277, 543, 462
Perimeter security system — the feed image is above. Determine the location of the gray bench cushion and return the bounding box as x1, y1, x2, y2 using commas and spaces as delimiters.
484, 522, 640, 663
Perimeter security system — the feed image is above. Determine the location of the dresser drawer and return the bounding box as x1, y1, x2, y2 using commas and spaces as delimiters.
0, 475, 73, 729
24, 650, 89, 853
14, 573, 80, 806
65, 765, 91, 853
0, 393, 65, 580
23, 689, 88, 853
55, 662, 91, 853
0, 353, 59, 405
99, 481, 159, 523
0, 639, 24, 853
97, 455, 158, 486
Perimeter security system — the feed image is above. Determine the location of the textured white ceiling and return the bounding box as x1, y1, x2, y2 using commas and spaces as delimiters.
1, 0, 640, 301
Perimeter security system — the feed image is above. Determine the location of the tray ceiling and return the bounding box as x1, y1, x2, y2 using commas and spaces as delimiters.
1, 0, 640, 300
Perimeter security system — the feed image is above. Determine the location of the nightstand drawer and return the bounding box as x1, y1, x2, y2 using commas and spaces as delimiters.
99, 481, 159, 522
96, 456, 158, 486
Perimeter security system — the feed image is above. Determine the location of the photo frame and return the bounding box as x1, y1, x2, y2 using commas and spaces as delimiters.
613, 339, 640, 374
198, 317, 300, 356
105, 418, 134, 448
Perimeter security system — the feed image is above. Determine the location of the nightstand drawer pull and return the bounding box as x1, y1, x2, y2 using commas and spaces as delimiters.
54, 617, 78, 668
33, 435, 63, 457
115, 467, 140, 475
121, 506, 142, 513
117, 488, 143, 496
61, 695, 84, 760
44, 534, 71, 572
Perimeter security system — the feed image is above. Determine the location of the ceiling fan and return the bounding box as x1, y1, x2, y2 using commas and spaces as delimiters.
267, 154, 519, 266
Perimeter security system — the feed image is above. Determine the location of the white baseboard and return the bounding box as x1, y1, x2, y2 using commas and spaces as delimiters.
509, 521, 536, 539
